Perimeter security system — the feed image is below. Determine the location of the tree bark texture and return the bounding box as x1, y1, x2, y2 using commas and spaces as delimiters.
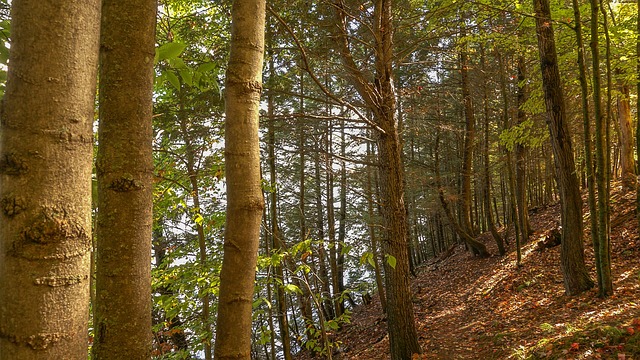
0, 1, 100, 359
616, 83, 635, 191
515, 56, 531, 241
571, 0, 600, 293
92, 1, 156, 359
332, 0, 421, 356
590, 0, 612, 297
213, 0, 266, 357
459, 25, 476, 238
533, 0, 593, 295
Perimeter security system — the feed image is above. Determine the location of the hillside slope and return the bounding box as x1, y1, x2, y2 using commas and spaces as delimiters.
332, 186, 640, 359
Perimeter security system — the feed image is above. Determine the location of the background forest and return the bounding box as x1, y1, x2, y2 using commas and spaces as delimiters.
0, 0, 639, 359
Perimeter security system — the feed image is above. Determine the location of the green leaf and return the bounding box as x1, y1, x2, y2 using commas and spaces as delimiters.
341, 245, 353, 256
386, 254, 397, 269
168, 57, 188, 69
283, 284, 303, 294
156, 42, 187, 63
166, 71, 181, 90
327, 320, 340, 330
179, 69, 193, 86
196, 62, 217, 73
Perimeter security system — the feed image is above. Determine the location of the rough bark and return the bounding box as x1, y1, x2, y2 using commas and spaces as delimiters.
213, 0, 266, 357
366, 140, 387, 310
533, 0, 594, 295
616, 83, 635, 191
332, 0, 421, 356
481, 47, 505, 256
459, 24, 476, 238
0, 0, 100, 359
590, 0, 613, 298
571, 0, 599, 292
92, 0, 156, 359
515, 56, 531, 241
636, 0, 640, 234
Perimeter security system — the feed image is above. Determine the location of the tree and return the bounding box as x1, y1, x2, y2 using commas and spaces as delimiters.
532, 0, 593, 295
213, 0, 266, 357
92, 0, 156, 358
332, 0, 422, 357
0, 0, 100, 358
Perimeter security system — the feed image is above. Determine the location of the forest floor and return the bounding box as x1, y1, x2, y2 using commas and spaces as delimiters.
319, 184, 640, 360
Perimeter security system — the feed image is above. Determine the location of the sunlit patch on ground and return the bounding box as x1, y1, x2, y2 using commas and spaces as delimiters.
299, 184, 640, 360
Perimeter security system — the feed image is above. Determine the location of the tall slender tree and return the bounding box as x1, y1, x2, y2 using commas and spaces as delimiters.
533, 0, 593, 295
0, 0, 100, 358
213, 0, 266, 357
92, 0, 156, 358
332, 0, 422, 357
589, 0, 613, 297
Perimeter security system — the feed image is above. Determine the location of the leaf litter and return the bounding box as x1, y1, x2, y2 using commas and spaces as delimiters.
301, 183, 640, 359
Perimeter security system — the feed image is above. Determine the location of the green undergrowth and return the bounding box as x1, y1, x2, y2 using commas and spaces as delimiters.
513, 318, 640, 359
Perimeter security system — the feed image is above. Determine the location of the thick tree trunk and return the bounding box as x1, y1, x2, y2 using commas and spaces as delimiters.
93, 0, 156, 359
332, 0, 421, 356
533, 0, 594, 295
213, 0, 266, 357
0, 1, 100, 359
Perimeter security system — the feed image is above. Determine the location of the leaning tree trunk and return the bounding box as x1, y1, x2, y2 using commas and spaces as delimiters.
92, 0, 156, 359
213, 0, 266, 357
533, 0, 594, 295
0, 1, 100, 359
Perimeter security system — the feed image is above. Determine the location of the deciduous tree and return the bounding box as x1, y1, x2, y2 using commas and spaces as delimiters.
213, 0, 266, 357
0, 0, 100, 358
92, 0, 156, 358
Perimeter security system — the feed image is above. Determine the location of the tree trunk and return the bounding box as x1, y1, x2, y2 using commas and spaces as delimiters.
637, 0, 640, 231
572, 0, 600, 293
515, 56, 531, 241
332, 0, 421, 356
93, 0, 156, 359
533, 0, 594, 295
616, 82, 635, 191
176, 90, 213, 359
366, 140, 387, 311
589, 0, 613, 298
459, 24, 476, 239
0, 0, 99, 358
213, 0, 266, 357
266, 49, 293, 359
481, 47, 505, 256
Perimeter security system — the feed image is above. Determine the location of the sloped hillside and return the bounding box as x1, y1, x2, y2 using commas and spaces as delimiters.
332, 185, 640, 359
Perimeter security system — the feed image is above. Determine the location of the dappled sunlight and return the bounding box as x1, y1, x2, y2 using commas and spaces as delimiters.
331, 185, 640, 359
